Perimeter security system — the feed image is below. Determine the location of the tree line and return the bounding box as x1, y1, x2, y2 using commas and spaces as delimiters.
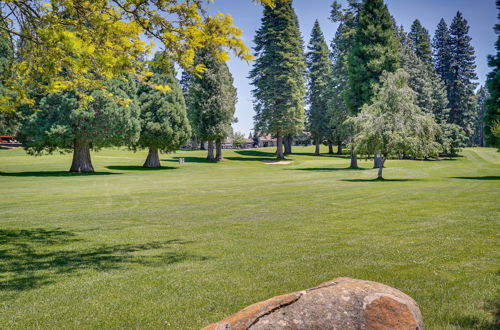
0, 0, 498, 177
251, 0, 499, 178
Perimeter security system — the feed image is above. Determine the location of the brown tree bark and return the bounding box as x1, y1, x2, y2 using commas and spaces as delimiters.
314, 139, 321, 156
337, 141, 343, 155
284, 134, 293, 155
143, 147, 161, 168
350, 151, 358, 169
377, 157, 386, 179
207, 140, 215, 161
373, 154, 382, 169
276, 132, 284, 159
70, 140, 94, 173
328, 142, 334, 154
191, 136, 198, 150
215, 139, 223, 161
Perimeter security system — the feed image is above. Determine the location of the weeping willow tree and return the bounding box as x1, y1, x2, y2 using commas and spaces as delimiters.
350, 70, 441, 179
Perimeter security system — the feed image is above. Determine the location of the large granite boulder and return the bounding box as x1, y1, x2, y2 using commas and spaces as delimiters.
202, 277, 423, 330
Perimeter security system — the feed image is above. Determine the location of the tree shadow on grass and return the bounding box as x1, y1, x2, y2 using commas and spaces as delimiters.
106, 165, 177, 171
340, 178, 420, 182
0, 171, 119, 177
0, 228, 206, 292
291, 167, 369, 172
451, 176, 500, 181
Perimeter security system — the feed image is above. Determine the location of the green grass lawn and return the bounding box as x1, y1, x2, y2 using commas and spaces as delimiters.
0, 146, 499, 329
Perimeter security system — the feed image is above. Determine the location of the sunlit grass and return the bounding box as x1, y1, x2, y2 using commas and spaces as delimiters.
0, 146, 498, 329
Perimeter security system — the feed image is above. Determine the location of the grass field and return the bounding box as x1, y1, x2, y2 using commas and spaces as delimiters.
0, 146, 499, 329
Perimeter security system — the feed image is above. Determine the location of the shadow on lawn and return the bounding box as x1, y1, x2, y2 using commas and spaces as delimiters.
451, 176, 500, 181
340, 178, 420, 182
291, 167, 369, 172
0, 228, 206, 292
106, 165, 177, 171
0, 171, 118, 177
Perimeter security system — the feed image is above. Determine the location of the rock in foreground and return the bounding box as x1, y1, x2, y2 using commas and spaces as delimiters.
202, 277, 424, 330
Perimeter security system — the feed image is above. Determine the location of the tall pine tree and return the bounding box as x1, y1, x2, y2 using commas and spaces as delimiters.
250, 0, 306, 159
433, 18, 452, 86
329, 0, 360, 155
473, 86, 489, 147
408, 19, 432, 65
306, 20, 332, 156
448, 11, 478, 139
187, 46, 237, 161
485, 1, 500, 149
346, 0, 399, 167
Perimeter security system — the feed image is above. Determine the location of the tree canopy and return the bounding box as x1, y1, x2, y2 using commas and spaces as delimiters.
0, 0, 278, 110
136, 54, 191, 168
350, 69, 440, 178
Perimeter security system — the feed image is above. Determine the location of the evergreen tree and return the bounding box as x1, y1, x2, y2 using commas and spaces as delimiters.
408, 19, 432, 65
347, 0, 399, 114
306, 20, 332, 155
346, 0, 399, 167
400, 35, 465, 155
19, 79, 141, 172
329, 0, 360, 156
432, 18, 452, 86
250, 0, 306, 159
448, 11, 478, 139
350, 69, 441, 179
187, 46, 237, 161
485, 1, 500, 149
473, 86, 489, 147
135, 54, 191, 168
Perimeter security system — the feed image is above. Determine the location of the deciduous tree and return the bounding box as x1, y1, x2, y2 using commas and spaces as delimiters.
350, 70, 440, 179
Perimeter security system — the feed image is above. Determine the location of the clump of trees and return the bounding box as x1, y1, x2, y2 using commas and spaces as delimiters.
350, 70, 440, 179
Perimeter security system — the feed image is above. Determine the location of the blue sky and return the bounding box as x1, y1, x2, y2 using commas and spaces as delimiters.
204, 0, 497, 135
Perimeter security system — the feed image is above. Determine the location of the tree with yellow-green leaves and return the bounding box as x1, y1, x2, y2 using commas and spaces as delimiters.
0, 0, 279, 112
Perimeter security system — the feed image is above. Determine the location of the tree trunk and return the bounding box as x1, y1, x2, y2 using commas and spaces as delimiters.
314, 139, 321, 156
350, 151, 358, 169
200, 140, 206, 150
284, 134, 293, 155
328, 142, 334, 154
143, 147, 161, 168
276, 133, 284, 159
215, 139, 223, 161
206, 141, 215, 161
377, 157, 386, 179
191, 136, 198, 150
70, 140, 94, 173
337, 141, 343, 155
373, 154, 382, 169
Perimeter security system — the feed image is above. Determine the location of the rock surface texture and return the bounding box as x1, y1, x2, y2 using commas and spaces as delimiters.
202, 277, 424, 330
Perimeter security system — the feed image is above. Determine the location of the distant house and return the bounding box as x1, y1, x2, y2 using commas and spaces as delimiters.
0, 135, 21, 149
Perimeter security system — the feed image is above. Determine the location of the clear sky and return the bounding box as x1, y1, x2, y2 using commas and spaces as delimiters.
204, 0, 497, 135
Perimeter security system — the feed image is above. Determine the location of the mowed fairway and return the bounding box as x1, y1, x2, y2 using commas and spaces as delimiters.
0, 146, 498, 329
